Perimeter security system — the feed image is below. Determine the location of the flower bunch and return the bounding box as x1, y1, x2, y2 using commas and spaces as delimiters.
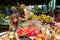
31, 14, 54, 23
17, 27, 42, 37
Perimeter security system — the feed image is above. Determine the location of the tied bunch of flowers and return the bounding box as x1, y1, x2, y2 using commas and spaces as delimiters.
17, 26, 42, 37
31, 15, 41, 20
41, 15, 54, 23
31, 14, 54, 23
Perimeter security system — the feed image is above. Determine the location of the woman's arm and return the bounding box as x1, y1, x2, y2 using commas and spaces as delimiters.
15, 32, 19, 40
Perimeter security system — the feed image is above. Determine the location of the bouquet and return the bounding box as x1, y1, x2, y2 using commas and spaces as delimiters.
31, 14, 54, 23
17, 27, 42, 37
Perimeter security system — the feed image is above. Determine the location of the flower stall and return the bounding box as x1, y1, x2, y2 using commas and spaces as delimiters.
0, 14, 60, 40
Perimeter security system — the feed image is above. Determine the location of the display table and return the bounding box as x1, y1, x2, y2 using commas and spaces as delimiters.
0, 32, 36, 40
0, 32, 60, 40
0, 32, 15, 40
1, 34, 9, 40
0, 32, 8, 40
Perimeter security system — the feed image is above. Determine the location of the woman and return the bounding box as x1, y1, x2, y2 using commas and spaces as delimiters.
5, 13, 20, 40
9, 13, 20, 32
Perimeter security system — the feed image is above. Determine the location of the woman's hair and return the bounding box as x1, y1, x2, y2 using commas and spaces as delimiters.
9, 13, 20, 30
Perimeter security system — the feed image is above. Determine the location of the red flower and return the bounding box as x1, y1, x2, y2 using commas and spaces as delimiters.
17, 27, 42, 37
17, 29, 23, 35
27, 31, 35, 37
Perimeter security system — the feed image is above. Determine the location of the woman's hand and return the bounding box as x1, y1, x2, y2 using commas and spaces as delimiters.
15, 32, 20, 40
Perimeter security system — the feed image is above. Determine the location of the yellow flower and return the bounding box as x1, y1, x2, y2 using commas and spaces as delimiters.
32, 15, 38, 19
35, 15, 38, 19
44, 16, 51, 22
50, 17, 54, 22
32, 15, 36, 19
41, 14, 46, 20
40, 19, 43, 22
37, 16, 40, 19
